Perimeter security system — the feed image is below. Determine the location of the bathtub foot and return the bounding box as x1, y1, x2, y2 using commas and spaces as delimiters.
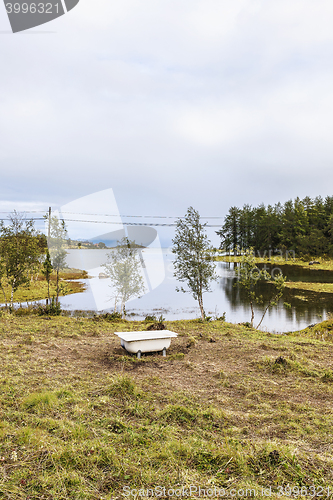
137, 350, 141, 359
162, 347, 167, 357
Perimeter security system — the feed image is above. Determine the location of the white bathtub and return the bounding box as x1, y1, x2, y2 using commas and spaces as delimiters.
115, 331, 178, 357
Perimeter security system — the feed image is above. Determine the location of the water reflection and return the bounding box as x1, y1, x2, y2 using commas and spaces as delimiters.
218, 261, 332, 329
5, 251, 331, 333
63, 252, 331, 332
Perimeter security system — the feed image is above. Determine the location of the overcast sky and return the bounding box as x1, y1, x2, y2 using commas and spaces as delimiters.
1, 0, 333, 246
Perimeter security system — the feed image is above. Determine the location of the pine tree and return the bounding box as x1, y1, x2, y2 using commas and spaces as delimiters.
216, 206, 241, 255
42, 250, 53, 305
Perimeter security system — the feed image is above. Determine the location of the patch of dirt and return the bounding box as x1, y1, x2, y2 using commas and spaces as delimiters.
3, 320, 333, 442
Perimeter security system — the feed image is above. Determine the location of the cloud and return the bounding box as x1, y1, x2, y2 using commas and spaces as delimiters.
0, 0, 333, 232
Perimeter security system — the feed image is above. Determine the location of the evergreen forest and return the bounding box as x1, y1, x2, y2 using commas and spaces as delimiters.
216, 196, 333, 257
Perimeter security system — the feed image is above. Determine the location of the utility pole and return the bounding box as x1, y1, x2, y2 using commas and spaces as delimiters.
48, 207, 51, 247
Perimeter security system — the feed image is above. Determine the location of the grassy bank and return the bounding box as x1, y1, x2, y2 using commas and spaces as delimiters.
0, 314, 333, 498
0, 269, 87, 305
216, 254, 333, 271
216, 255, 333, 296
284, 281, 333, 294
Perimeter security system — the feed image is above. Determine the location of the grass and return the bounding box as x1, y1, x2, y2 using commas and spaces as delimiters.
0, 313, 333, 498
295, 318, 333, 342
284, 281, 333, 294
216, 254, 333, 297
0, 269, 87, 304
216, 254, 333, 271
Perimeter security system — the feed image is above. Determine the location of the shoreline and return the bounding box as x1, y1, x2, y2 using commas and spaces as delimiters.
216, 256, 333, 294
0, 268, 88, 304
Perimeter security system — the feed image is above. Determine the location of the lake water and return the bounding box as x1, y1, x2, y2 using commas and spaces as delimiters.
56, 249, 332, 333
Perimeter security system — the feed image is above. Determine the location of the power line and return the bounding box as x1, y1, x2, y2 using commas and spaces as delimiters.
0, 217, 221, 227
62, 219, 221, 227
0, 209, 224, 227
0, 218, 45, 221
59, 212, 223, 219
0, 210, 224, 219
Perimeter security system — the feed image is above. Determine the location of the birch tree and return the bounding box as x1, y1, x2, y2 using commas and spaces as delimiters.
102, 238, 145, 317
48, 216, 68, 304
0, 212, 46, 308
236, 248, 286, 328
172, 207, 216, 321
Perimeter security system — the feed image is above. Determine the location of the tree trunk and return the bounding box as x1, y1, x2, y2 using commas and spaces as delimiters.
198, 294, 205, 321
256, 294, 278, 329
114, 293, 119, 313
121, 297, 125, 318
10, 280, 15, 308
250, 300, 254, 327
0, 283, 8, 309
56, 269, 59, 304
46, 277, 50, 306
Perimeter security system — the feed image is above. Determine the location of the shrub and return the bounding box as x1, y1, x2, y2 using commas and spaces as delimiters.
15, 305, 39, 316
97, 312, 123, 321
215, 312, 226, 321
38, 297, 61, 316
146, 314, 166, 330
144, 315, 157, 322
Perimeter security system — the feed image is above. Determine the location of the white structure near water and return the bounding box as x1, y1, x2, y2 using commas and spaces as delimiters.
115, 331, 178, 358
